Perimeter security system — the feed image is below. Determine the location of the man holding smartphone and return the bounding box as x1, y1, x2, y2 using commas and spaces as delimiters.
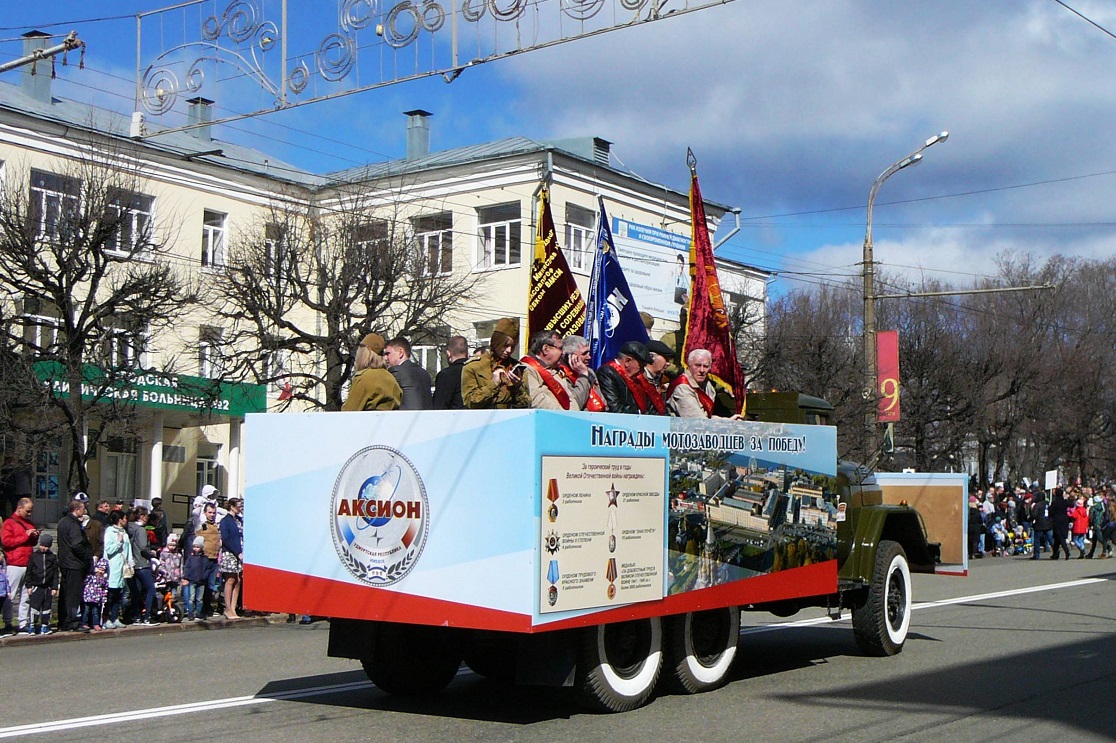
1, 498, 39, 634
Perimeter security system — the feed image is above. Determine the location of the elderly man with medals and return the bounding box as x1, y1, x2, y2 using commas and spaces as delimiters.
521, 330, 593, 411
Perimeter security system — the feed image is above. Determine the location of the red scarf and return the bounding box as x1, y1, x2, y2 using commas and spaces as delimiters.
521, 356, 571, 410
667, 373, 715, 417
560, 364, 606, 411
606, 360, 651, 413
635, 374, 666, 414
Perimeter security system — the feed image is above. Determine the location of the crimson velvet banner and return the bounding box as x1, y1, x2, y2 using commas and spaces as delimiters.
877, 329, 900, 423
682, 165, 748, 414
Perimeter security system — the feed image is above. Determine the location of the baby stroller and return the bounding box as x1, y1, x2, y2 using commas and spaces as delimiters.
149, 559, 183, 624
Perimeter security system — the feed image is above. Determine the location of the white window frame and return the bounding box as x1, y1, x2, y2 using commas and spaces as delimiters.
564, 203, 596, 274
20, 297, 61, 353
264, 222, 286, 281
196, 450, 220, 498
413, 213, 453, 277
106, 323, 148, 369
201, 210, 227, 268
105, 190, 155, 258
30, 169, 80, 241
476, 202, 521, 270
412, 344, 445, 377
198, 326, 223, 378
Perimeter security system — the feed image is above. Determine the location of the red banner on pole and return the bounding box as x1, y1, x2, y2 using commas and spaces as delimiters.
876, 330, 900, 423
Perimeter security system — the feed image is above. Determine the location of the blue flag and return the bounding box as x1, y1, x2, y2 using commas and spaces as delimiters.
583, 196, 650, 369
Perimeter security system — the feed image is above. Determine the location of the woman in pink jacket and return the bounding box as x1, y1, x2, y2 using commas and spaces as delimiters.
1069, 496, 1090, 559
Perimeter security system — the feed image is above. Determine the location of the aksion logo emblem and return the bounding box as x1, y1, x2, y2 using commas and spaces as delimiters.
331, 446, 429, 586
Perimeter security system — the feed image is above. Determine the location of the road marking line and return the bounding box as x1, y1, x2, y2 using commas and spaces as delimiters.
1, 577, 1107, 737
740, 577, 1106, 634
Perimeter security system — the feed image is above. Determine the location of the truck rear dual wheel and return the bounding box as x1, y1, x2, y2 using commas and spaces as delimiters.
578, 617, 663, 712
662, 607, 740, 694
852, 539, 912, 656
362, 623, 463, 695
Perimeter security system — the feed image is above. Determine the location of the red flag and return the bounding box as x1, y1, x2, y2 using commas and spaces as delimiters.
876, 330, 900, 423
277, 381, 293, 401
528, 186, 586, 339
683, 159, 747, 414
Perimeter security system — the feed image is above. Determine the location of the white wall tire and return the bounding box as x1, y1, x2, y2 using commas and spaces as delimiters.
577, 617, 663, 712
663, 607, 740, 693
852, 540, 912, 656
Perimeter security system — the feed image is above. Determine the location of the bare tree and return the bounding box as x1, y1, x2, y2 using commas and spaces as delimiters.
0, 147, 201, 493
211, 183, 483, 411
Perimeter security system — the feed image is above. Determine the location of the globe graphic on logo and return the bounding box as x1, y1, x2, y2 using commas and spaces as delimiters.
355, 465, 402, 529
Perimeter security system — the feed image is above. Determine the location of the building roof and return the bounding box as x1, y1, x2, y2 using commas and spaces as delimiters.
0, 80, 323, 187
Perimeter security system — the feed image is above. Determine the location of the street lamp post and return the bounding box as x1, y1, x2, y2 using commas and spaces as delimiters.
862, 131, 949, 461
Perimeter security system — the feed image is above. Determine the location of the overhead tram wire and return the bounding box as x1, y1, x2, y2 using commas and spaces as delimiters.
1050, 0, 1116, 41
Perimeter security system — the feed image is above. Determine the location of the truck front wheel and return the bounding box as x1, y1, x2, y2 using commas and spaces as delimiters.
361, 623, 463, 695
852, 539, 912, 656
577, 617, 663, 712
662, 607, 739, 693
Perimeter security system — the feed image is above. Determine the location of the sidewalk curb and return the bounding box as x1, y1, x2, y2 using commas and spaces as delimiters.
0, 613, 290, 648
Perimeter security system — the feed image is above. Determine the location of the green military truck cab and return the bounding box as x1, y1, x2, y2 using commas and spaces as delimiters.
745, 391, 941, 655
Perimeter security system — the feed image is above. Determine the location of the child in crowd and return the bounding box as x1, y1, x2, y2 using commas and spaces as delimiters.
157, 534, 184, 617
182, 536, 208, 621
81, 558, 109, 631
988, 517, 1009, 556
25, 533, 59, 635
0, 550, 13, 635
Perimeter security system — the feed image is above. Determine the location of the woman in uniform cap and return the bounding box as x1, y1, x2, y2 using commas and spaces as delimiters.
342, 333, 403, 411
461, 318, 529, 409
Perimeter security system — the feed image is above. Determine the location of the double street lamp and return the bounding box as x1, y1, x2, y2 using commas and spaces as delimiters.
862, 131, 949, 460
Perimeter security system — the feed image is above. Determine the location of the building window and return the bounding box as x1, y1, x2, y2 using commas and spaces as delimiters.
34, 438, 61, 501
19, 296, 60, 354
353, 219, 391, 253
106, 190, 155, 257
105, 319, 147, 369
476, 202, 521, 269
30, 169, 80, 241
564, 203, 596, 273
201, 210, 226, 267
102, 436, 137, 502
413, 212, 452, 276
198, 326, 223, 378
196, 447, 221, 498
264, 222, 286, 281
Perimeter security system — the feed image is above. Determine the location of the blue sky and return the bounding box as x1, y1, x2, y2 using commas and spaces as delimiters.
3, 1, 1116, 296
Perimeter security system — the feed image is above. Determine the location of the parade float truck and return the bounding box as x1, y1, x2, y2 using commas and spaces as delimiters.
244, 395, 941, 712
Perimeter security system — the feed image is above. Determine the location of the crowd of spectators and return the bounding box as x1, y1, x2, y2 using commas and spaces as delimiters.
967, 482, 1115, 560
0, 487, 245, 636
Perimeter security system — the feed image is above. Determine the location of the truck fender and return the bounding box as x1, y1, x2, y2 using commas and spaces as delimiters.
839, 507, 936, 585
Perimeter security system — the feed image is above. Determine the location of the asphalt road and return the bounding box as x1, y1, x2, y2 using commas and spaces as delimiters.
2, 555, 1113, 742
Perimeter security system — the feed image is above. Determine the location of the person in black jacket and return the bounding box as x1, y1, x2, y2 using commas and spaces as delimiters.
1049, 489, 1072, 560
56, 498, 92, 631
432, 336, 469, 410
1030, 493, 1054, 558
967, 496, 985, 559
384, 337, 434, 410
596, 342, 652, 415
25, 533, 59, 635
